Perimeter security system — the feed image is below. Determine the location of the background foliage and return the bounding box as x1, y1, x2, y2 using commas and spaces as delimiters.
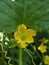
0, 0, 49, 33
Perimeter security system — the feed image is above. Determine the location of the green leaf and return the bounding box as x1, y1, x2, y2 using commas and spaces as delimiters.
0, 0, 49, 33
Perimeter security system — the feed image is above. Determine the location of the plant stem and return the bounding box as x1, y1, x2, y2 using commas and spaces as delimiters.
30, 44, 42, 61
19, 47, 22, 65
24, 48, 36, 65
36, 50, 42, 61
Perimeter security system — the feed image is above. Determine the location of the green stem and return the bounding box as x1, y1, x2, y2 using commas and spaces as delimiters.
26, 48, 35, 55
24, 48, 36, 65
30, 44, 42, 61
19, 47, 22, 65
36, 50, 42, 61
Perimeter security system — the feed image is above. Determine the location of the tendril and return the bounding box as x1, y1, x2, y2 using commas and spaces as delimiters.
0, 43, 13, 65
24, 48, 36, 65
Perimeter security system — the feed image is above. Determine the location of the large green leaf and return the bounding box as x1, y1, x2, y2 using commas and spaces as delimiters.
0, 0, 49, 33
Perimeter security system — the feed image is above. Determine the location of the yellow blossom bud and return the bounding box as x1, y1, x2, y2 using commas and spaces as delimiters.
38, 44, 47, 53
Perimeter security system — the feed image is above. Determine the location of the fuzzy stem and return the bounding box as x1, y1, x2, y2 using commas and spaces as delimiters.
19, 47, 22, 65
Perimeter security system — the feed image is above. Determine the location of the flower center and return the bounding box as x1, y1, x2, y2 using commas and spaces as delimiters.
21, 35, 26, 41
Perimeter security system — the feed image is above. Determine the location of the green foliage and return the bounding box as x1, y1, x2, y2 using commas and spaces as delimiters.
0, 31, 49, 65
0, 0, 49, 33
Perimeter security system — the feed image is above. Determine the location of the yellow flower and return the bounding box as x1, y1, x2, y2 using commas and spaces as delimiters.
44, 55, 49, 65
38, 44, 47, 53
14, 24, 36, 48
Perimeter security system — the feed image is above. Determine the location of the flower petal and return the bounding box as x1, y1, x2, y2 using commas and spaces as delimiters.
17, 39, 26, 44
20, 43, 28, 48
18, 24, 27, 34
26, 37, 34, 43
14, 31, 20, 40
26, 29, 36, 36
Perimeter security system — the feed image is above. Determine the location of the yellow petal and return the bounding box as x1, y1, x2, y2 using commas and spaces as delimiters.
18, 39, 26, 44
26, 29, 36, 37
18, 24, 27, 34
14, 31, 20, 40
20, 43, 28, 48
26, 37, 34, 43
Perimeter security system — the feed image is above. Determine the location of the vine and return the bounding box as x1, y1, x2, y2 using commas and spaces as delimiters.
0, 43, 13, 65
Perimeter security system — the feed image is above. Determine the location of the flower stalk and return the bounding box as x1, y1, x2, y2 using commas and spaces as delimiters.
19, 46, 22, 65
